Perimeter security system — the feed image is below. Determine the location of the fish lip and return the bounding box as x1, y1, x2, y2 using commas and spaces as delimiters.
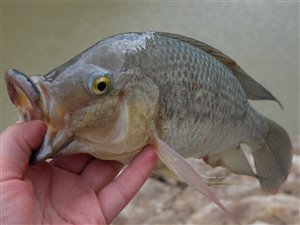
5, 68, 42, 121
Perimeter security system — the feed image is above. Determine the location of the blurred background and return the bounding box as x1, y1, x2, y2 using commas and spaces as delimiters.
1, 1, 299, 224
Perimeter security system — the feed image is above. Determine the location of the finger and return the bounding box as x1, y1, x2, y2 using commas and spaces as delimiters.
98, 146, 158, 224
51, 154, 94, 174
0, 121, 46, 180
80, 159, 123, 192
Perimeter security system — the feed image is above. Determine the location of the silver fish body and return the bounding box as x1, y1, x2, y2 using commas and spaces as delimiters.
5, 32, 292, 223
129, 33, 267, 157
101, 33, 290, 192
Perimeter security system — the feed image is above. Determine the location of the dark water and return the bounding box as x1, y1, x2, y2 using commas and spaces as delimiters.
1, 2, 299, 135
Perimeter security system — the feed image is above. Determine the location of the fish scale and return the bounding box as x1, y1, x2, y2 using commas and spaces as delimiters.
134, 34, 254, 157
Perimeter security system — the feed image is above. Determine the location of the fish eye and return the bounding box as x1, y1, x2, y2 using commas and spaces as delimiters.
92, 76, 110, 95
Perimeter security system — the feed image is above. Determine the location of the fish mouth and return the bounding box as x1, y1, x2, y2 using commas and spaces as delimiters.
5, 69, 43, 121
5, 68, 68, 163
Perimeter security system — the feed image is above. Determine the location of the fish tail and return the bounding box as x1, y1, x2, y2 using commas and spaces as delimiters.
253, 119, 292, 193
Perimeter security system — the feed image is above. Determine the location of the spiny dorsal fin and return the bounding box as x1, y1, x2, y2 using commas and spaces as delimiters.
156, 32, 283, 109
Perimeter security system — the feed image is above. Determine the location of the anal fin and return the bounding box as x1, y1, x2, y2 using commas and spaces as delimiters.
204, 147, 257, 178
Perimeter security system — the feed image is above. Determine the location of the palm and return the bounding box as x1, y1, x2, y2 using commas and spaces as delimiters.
1, 121, 158, 225
21, 156, 111, 224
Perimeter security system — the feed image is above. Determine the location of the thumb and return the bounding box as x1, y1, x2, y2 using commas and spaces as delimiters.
0, 120, 47, 181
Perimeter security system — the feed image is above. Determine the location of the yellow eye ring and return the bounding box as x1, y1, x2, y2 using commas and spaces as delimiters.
93, 76, 110, 95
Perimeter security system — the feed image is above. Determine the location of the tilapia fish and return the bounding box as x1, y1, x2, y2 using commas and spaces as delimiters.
5, 32, 292, 224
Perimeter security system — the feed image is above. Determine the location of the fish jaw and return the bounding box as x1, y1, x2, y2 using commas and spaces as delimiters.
30, 127, 75, 163
28, 87, 74, 163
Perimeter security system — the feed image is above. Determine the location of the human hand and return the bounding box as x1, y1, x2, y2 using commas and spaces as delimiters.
0, 121, 158, 224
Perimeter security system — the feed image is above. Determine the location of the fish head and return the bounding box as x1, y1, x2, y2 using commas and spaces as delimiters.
5, 36, 159, 163
5, 64, 118, 160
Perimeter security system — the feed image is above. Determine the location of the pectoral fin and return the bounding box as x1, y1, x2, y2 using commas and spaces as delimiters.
151, 126, 240, 225
203, 147, 257, 177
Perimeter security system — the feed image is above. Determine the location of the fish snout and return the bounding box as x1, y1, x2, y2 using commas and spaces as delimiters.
5, 69, 43, 121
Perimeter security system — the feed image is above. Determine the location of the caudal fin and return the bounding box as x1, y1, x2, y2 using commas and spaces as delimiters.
253, 119, 292, 193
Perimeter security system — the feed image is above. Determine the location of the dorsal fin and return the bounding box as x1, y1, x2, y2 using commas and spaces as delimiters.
156, 32, 283, 109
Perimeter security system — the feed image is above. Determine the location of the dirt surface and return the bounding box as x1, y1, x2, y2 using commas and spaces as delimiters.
113, 136, 300, 225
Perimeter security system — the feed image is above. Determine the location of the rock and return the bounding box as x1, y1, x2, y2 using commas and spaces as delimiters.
250, 220, 271, 225
185, 193, 299, 224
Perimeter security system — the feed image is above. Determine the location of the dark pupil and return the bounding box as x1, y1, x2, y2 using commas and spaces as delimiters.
97, 81, 106, 92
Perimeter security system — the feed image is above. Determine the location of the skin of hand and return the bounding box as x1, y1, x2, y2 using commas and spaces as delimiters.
0, 120, 158, 224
